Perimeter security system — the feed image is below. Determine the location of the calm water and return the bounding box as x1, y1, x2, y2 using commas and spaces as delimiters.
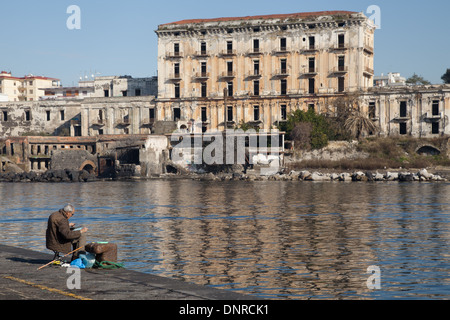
0, 180, 448, 300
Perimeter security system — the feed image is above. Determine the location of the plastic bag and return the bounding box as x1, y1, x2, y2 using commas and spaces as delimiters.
70, 258, 85, 269
80, 252, 96, 269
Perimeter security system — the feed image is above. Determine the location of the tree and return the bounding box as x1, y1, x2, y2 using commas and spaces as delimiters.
406, 73, 431, 85
442, 69, 450, 84
344, 111, 379, 140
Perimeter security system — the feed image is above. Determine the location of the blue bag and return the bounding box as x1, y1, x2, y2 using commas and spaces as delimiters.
70, 258, 86, 269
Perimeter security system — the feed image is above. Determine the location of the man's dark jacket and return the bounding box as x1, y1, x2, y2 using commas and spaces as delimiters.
46, 210, 81, 253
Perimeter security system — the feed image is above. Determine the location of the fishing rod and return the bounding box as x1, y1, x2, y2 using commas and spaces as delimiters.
37, 246, 87, 271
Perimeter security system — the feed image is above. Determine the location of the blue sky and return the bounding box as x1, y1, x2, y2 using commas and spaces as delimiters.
0, 0, 448, 86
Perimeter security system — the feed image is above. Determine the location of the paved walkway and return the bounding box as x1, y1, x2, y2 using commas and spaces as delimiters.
0, 244, 257, 301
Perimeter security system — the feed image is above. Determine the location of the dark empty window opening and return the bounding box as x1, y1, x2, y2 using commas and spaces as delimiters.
280, 38, 287, 51
309, 36, 315, 50
338, 34, 345, 48
338, 56, 345, 71
281, 79, 287, 95
173, 108, 181, 121
308, 104, 315, 111
60, 110, 65, 121
104, 89, 109, 97
201, 107, 207, 122
253, 39, 260, 52
122, 90, 128, 97
253, 80, 260, 96
281, 59, 287, 73
369, 102, 376, 119
201, 82, 207, 98
227, 82, 233, 97
135, 89, 141, 96
149, 108, 155, 122
227, 106, 233, 122
2, 111, 7, 121
400, 101, 407, 118
338, 77, 345, 93
432, 100, 439, 116
174, 83, 180, 98
227, 61, 233, 75
308, 78, 315, 94
201, 62, 207, 76
46, 110, 51, 121
281, 105, 287, 120
174, 43, 180, 55
227, 41, 233, 53
432, 122, 440, 135
400, 123, 407, 135
254, 60, 260, 75
254, 105, 260, 121
201, 42, 207, 55
174, 63, 180, 77
309, 57, 315, 73
25, 110, 31, 121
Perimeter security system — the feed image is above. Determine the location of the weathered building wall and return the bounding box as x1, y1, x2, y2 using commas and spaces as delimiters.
0, 100, 81, 137
139, 135, 169, 176
50, 149, 98, 173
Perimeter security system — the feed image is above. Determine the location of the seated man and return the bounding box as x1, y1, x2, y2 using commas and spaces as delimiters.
46, 204, 88, 261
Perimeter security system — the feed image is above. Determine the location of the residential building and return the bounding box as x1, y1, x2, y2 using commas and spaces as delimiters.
374, 72, 406, 87
0, 71, 61, 102
79, 75, 158, 98
155, 11, 376, 132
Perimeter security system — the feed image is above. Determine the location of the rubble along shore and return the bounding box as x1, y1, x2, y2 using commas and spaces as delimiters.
0, 167, 447, 183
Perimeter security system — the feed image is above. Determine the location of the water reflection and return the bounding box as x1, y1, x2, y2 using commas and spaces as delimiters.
0, 180, 449, 300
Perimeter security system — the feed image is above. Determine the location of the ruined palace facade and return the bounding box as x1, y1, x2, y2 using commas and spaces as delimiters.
155, 11, 376, 132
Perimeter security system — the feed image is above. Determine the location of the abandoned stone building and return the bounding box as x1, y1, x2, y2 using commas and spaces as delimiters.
155, 11, 376, 132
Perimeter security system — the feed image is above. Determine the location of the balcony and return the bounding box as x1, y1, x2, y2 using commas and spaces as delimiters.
219, 50, 237, 57
246, 48, 263, 56
300, 68, 318, 76
363, 67, 374, 76
115, 118, 130, 127
141, 118, 155, 127
333, 43, 348, 51
424, 112, 443, 122
272, 47, 288, 55
301, 45, 318, 53
331, 66, 349, 74
165, 52, 183, 60
218, 71, 236, 81
167, 73, 182, 82
192, 72, 210, 81
273, 69, 289, 78
193, 51, 210, 59
363, 44, 374, 54
245, 71, 262, 79
91, 118, 105, 127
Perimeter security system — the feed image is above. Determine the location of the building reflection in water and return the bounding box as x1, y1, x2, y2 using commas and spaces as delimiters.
0, 180, 448, 300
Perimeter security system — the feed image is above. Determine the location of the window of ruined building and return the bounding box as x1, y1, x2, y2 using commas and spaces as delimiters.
308, 104, 315, 111
400, 123, 407, 135
174, 63, 180, 77
253, 39, 260, 53
254, 105, 260, 121
280, 38, 287, 51
201, 42, 207, 55
201, 62, 207, 76
174, 83, 180, 98
309, 36, 315, 50
227, 61, 233, 75
122, 90, 128, 97
201, 82, 207, 98
104, 89, 109, 97
227, 106, 233, 122
338, 34, 345, 48
432, 122, 440, 135
308, 57, 315, 73
369, 102, 376, 119
1, 111, 7, 121
46, 110, 51, 121
25, 110, 31, 121
98, 129, 104, 135
281, 105, 287, 120
227, 41, 233, 53
308, 78, 315, 94
281, 59, 287, 73
338, 77, 345, 93
60, 110, 65, 121
281, 79, 287, 95
201, 107, 207, 122
149, 108, 155, 122
135, 89, 141, 96
227, 81, 233, 97
400, 101, 407, 118
253, 80, 260, 96
432, 100, 440, 116
173, 108, 181, 121
253, 27, 260, 33
253, 60, 260, 75
174, 43, 180, 55
338, 56, 345, 71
